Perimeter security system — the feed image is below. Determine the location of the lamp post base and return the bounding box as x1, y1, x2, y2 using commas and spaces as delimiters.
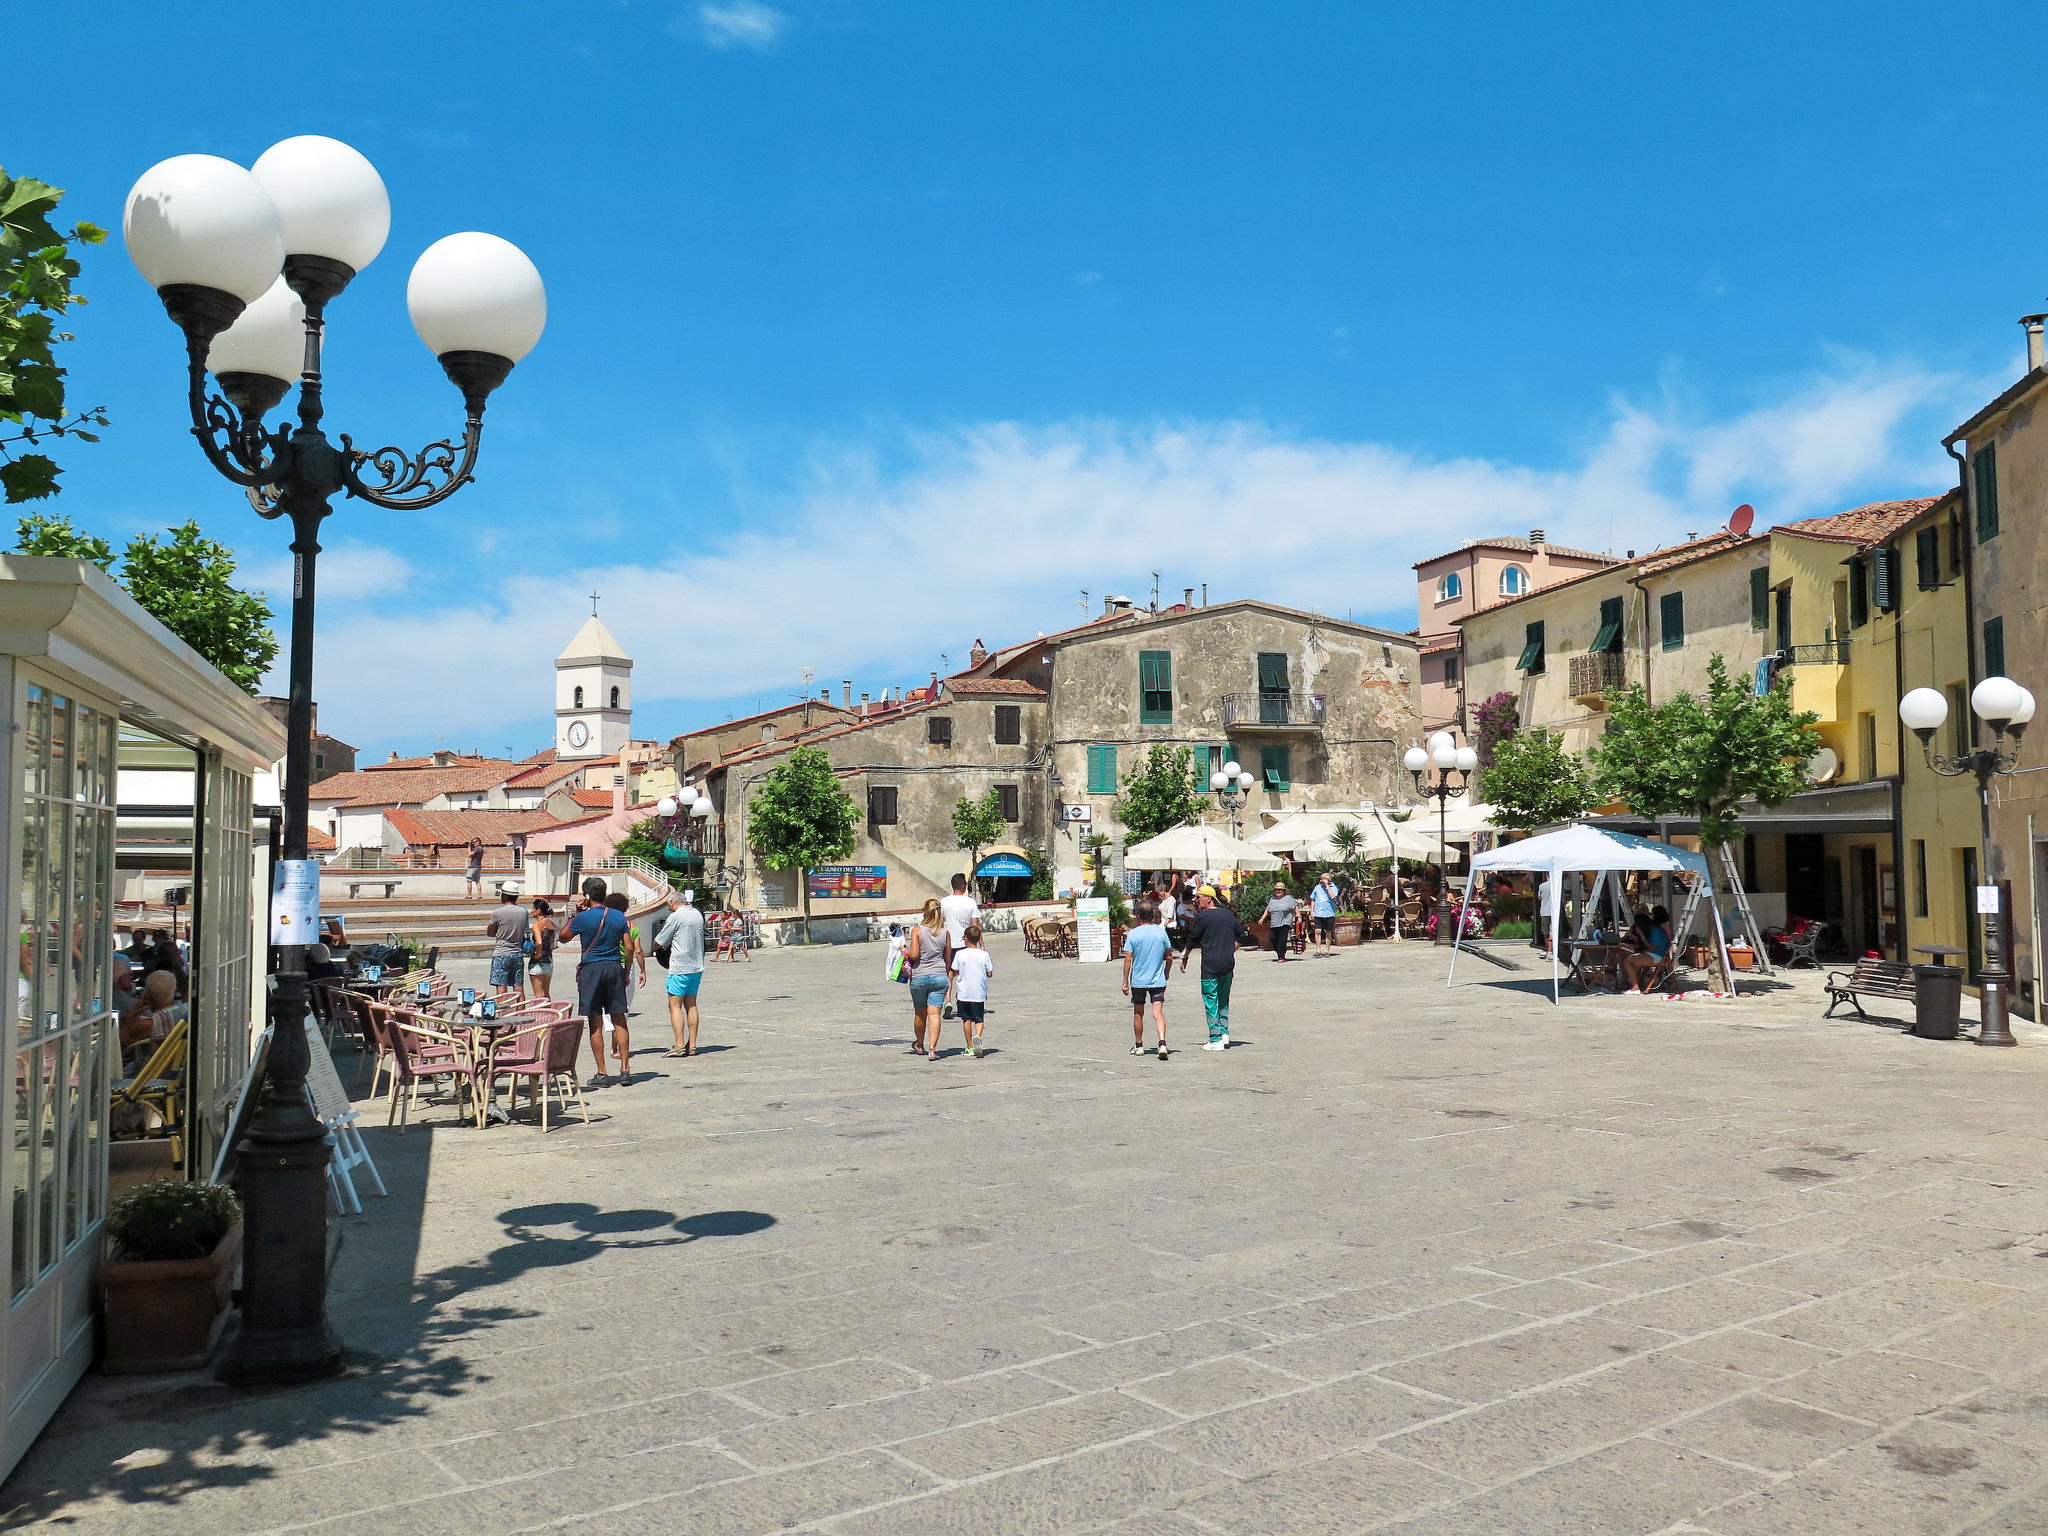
1978, 975, 2019, 1047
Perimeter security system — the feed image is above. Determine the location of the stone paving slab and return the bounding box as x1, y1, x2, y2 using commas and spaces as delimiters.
12, 938, 2048, 1532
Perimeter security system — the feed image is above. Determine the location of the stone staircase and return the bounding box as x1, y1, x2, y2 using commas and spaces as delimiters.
323, 897, 503, 955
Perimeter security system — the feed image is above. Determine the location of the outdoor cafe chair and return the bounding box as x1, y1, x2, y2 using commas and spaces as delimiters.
1397, 898, 1423, 936
111, 1018, 190, 1166
381, 1006, 476, 1131
1365, 900, 1391, 939
476, 1015, 590, 1131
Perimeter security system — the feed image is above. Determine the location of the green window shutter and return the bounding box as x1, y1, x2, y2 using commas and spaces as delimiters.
1848, 558, 1869, 629
1257, 652, 1289, 691
1659, 592, 1685, 650
1985, 616, 2007, 680
1086, 743, 1119, 794
1873, 549, 1896, 612
1591, 596, 1623, 653
1750, 567, 1769, 629
1916, 526, 1939, 590
1260, 745, 1291, 791
1138, 651, 1173, 723
1975, 444, 2000, 542
1515, 620, 1545, 673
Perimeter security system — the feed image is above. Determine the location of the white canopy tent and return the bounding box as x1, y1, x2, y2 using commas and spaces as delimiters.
1125, 822, 1284, 872
1250, 807, 1442, 863
1448, 824, 1729, 1003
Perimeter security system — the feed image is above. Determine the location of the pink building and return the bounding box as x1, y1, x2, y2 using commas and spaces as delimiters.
1412, 530, 1617, 735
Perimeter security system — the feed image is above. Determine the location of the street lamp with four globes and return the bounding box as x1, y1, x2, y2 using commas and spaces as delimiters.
1404, 733, 1479, 944
1898, 676, 2036, 1048
122, 136, 545, 1384
1210, 760, 1260, 838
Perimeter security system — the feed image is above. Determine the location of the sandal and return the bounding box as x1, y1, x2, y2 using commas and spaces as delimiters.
663, 1048, 687, 1058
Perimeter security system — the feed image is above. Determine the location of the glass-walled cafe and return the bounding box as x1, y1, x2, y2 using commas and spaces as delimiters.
3, 554, 282, 1478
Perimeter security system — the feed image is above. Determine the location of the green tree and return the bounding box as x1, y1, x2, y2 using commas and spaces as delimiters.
612, 815, 668, 866
14, 513, 279, 692
747, 746, 858, 943
1591, 655, 1819, 847
951, 788, 1007, 896
1324, 820, 1371, 909
1481, 729, 1602, 830
1, 169, 107, 503
1115, 744, 1207, 845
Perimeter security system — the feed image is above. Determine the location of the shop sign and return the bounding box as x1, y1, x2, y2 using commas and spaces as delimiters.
809, 865, 887, 900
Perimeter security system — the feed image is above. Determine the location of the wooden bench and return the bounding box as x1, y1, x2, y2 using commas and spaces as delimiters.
1824, 957, 1916, 1017
347, 879, 403, 900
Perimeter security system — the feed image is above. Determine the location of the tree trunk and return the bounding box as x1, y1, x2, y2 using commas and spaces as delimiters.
800, 868, 812, 945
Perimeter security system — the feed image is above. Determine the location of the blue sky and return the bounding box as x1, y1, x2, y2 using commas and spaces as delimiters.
15, 1, 2046, 756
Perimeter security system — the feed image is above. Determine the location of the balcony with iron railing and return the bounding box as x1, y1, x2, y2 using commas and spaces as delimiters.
1219, 691, 1327, 729
1567, 651, 1627, 700
1773, 639, 1851, 666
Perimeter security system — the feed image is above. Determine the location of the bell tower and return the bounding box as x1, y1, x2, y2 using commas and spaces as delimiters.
555, 598, 631, 759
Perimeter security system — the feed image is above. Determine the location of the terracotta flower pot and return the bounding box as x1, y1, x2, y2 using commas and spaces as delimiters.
1332, 915, 1365, 946
1109, 926, 1126, 959
101, 1223, 241, 1373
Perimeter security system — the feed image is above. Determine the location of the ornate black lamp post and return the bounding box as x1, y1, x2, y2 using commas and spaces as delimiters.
1404, 733, 1477, 944
1209, 759, 1259, 839
1899, 678, 2036, 1048
123, 137, 545, 1382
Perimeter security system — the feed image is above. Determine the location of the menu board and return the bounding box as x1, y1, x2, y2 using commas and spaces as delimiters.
1075, 897, 1112, 962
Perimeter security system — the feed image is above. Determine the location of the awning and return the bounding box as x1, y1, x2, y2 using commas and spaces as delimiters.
975, 853, 1033, 878
1126, 823, 1284, 871
1586, 780, 1896, 837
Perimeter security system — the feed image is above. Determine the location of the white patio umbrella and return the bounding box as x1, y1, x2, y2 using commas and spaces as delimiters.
1250, 810, 1439, 862
1125, 822, 1284, 871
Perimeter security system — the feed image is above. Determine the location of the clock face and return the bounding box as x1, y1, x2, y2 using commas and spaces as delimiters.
567, 721, 590, 749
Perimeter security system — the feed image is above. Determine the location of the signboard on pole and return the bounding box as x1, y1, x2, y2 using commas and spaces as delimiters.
268, 858, 319, 944
1977, 885, 2002, 915
1075, 896, 1112, 962
808, 865, 887, 900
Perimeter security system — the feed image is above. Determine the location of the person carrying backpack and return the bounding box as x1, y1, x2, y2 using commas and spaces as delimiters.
1179, 885, 1250, 1050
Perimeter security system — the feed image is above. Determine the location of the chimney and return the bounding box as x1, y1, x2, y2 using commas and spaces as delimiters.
1201, 583, 1208, 606
432, 749, 454, 767
612, 772, 626, 817
1529, 529, 1545, 545
1104, 594, 1117, 617
969, 638, 987, 667
1183, 587, 1194, 608
860, 691, 870, 716
387, 750, 400, 762
2025, 314, 2047, 372
841, 680, 852, 707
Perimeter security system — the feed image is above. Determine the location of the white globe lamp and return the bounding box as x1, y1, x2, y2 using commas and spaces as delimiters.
123, 154, 285, 339
1898, 687, 1948, 738
1972, 676, 2027, 727
407, 232, 546, 408
691, 798, 713, 819
1431, 743, 1458, 771
1238, 770, 1257, 792
1209, 771, 1228, 791
657, 796, 679, 818
1402, 746, 1429, 773
205, 276, 305, 415
1454, 746, 1479, 773
1427, 731, 1454, 754
250, 136, 390, 285
1222, 760, 1241, 781
2012, 686, 2037, 728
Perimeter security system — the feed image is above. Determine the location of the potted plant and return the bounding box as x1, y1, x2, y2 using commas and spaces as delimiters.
101, 1178, 242, 1373
1331, 911, 1366, 945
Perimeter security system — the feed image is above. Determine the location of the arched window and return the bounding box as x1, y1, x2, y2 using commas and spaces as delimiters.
1436, 572, 1462, 602
610, 686, 620, 709
573, 685, 584, 708
1499, 564, 1529, 597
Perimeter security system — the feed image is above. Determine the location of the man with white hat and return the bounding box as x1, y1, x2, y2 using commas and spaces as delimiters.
657, 888, 707, 1058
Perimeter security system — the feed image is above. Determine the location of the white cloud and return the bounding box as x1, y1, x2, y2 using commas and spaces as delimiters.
301, 359, 1968, 750
245, 543, 414, 607
692, 1, 786, 50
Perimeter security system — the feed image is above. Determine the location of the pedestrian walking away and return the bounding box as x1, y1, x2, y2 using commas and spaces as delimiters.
1266, 878, 1298, 962
527, 898, 558, 999
607, 891, 647, 1014
1311, 871, 1339, 957
464, 837, 485, 900
938, 873, 980, 1021
949, 922, 994, 1056
484, 889, 530, 995
656, 889, 707, 1057
1121, 897, 1172, 1059
562, 877, 633, 1086
1181, 884, 1250, 1048
905, 898, 952, 1059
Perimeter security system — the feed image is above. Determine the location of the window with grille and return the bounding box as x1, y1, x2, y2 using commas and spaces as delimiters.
1139, 651, 1173, 723
1916, 526, 1940, 590
993, 704, 1021, 745
928, 716, 953, 746
1086, 743, 1118, 794
1259, 744, 1291, 790
1659, 593, 1685, 650
1593, 596, 1624, 652
1985, 616, 2007, 680
1975, 444, 2000, 542
1749, 568, 1769, 630
996, 784, 1020, 822
1442, 653, 1459, 686
867, 786, 898, 824
1516, 621, 1545, 673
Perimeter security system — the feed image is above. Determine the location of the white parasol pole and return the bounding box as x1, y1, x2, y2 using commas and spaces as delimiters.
1548, 860, 1562, 1004
1446, 867, 1478, 986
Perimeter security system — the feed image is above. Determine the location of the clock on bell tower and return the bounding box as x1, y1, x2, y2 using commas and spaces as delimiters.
554, 606, 632, 759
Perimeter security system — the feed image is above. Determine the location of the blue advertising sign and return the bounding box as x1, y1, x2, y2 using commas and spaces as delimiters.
975, 853, 1033, 878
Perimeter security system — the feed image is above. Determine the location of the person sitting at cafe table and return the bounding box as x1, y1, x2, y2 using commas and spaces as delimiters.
1620, 905, 1675, 994
120, 969, 186, 1065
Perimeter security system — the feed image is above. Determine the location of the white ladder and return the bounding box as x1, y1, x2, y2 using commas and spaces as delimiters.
1671, 844, 1775, 978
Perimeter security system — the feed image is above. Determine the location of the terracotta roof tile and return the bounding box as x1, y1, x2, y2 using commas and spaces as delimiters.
1413, 535, 1616, 568
366, 753, 513, 773
943, 677, 1048, 698
383, 808, 566, 848
1634, 529, 1768, 576
568, 788, 615, 808
503, 759, 586, 790
306, 763, 516, 806
1773, 497, 1943, 548
306, 827, 336, 852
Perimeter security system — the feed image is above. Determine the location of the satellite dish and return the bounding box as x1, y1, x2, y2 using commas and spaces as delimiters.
1805, 746, 1839, 783
1728, 503, 1755, 537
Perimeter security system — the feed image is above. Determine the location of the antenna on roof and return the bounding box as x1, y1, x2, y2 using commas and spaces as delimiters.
1078, 589, 1090, 620
1150, 571, 1160, 612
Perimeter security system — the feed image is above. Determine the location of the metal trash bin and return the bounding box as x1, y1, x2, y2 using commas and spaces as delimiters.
1913, 965, 1964, 1040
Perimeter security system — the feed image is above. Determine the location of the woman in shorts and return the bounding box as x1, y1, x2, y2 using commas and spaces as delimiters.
527, 897, 558, 999
904, 897, 952, 1060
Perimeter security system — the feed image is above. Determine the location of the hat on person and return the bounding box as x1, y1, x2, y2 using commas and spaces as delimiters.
1199, 884, 1219, 899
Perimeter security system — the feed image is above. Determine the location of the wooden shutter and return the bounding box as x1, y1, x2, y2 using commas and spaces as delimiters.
1257, 653, 1289, 691
1916, 526, 1939, 590
1139, 651, 1173, 723
1086, 744, 1118, 794
1985, 617, 2007, 680
1260, 745, 1291, 790
996, 784, 1020, 822
1848, 559, 1869, 628
1975, 445, 2000, 542
1516, 621, 1545, 673
1750, 568, 1769, 629
868, 786, 898, 825
993, 705, 1021, 745
1872, 549, 1896, 613
1659, 593, 1685, 650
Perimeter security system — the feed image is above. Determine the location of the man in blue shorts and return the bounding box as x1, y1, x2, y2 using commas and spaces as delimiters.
561, 878, 633, 1086
1121, 897, 1172, 1059
656, 889, 707, 1058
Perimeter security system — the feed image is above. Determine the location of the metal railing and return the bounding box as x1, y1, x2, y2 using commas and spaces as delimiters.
1775, 640, 1851, 666
1219, 691, 1327, 728
1567, 651, 1627, 698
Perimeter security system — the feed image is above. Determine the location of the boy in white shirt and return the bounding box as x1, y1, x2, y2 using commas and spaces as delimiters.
949, 922, 995, 1058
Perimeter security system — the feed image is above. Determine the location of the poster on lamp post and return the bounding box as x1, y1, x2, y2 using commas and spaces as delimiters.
1075, 896, 1112, 962
269, 859, 320, 945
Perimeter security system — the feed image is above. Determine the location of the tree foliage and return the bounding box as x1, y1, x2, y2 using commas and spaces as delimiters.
1, 169, 106, 503
1472, 691, 1519, 769
1591, 654, 1820, 847
1116, 744, 1207, 845
612, 815, 669, 866
14, 513, 279, 692
747, 746, 858, 940
1481, 728, 1603, 829
951, 788, 1007, 892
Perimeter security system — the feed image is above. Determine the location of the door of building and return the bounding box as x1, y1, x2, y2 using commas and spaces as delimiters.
1962, 847, 1982, 979
1852, 845, 1880, 955
1785, 834, 1825, 923
4, 674, 119, 1476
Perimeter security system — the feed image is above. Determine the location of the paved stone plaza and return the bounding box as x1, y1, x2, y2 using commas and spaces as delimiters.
12, 936, 2048, 1534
